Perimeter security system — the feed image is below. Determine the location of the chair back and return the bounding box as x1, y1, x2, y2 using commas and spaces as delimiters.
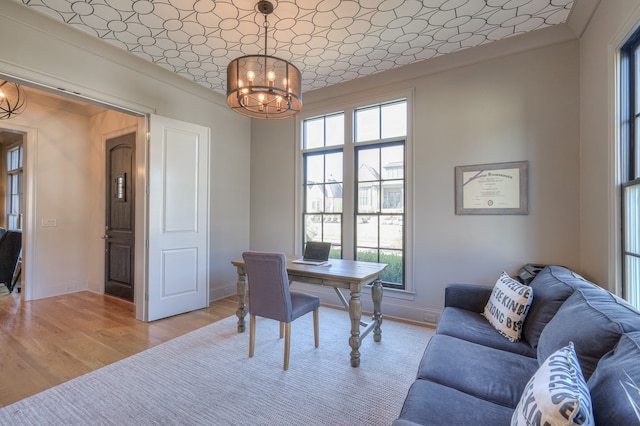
242, 251, 292, 323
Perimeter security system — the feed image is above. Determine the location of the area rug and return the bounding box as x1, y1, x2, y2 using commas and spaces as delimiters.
0, 306, 433, 425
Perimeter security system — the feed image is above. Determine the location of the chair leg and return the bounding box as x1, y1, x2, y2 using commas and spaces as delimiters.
279, 321, 284, 339
249, 314, 256, 358
313, 308, 319, 348
283, 322, 291, 370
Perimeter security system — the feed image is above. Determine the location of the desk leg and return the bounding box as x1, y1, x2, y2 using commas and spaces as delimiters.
348, 286, 362, 368
235, 266, 248, 333
372, 278, 383, 342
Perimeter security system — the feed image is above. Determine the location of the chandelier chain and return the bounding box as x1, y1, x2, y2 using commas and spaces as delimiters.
263, 12, 268, 57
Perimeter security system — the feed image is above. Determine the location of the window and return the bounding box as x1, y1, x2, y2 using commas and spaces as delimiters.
302, 113, 344, 259
300, 98, 410, 289
621, 27, 640, 309
6, 144, 23, 230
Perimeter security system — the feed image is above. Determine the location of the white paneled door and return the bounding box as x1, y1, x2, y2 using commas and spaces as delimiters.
147, 115, 210, 321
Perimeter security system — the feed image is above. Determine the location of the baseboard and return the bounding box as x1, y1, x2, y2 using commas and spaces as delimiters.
209, 284, 237, 302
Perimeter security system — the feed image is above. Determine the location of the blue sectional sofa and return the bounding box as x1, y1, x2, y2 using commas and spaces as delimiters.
393, 266, 640, 425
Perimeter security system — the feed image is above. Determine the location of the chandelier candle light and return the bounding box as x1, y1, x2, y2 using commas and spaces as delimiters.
0, 80, 27, 120
226, 0, 302, 119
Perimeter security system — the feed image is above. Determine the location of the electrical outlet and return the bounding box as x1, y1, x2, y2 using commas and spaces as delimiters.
424, 312, 438, 324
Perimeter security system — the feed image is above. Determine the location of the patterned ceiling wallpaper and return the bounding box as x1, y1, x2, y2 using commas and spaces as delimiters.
15, 0, 574, 95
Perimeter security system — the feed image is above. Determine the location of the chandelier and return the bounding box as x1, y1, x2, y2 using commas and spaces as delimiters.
0, 80, 27, 120
226, 0, 302, 119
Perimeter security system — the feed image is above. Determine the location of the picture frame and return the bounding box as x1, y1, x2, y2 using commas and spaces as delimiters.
455, 161, 528, 215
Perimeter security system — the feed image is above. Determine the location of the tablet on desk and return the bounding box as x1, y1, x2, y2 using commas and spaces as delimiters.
292, 241, 331, 265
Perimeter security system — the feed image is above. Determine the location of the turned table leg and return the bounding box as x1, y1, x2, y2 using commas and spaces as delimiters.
235, 266, 248, 333
348, 285, 362, 368
372, 277, 383, 342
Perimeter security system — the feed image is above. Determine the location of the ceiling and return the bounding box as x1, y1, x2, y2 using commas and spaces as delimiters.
16, 0, 575, 96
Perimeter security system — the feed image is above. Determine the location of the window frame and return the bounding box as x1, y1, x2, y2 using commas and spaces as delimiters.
620, 26, 640, 308
5, 142, 23, 230
295, 91, 414, 292
302, 147, 344, 258
354, 140, 406, 289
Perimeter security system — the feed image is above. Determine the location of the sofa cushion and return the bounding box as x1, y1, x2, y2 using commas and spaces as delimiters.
511, 342, 593, 426
393, 379, 514, 426
436, 307, 536, 357
523, 266, 590, 350
482, 272, 533, 342
417, 334, 539, 408
588, 331, 640, 425
538, 287, 640, 381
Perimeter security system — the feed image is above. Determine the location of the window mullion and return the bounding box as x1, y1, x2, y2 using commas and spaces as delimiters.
342, 108, 355, 260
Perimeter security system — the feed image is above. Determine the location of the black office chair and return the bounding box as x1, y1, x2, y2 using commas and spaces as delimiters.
0, 230, 22, 293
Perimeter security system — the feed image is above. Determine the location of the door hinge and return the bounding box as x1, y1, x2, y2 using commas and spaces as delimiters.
145, 239, 149, 247
145, 293, 149, 302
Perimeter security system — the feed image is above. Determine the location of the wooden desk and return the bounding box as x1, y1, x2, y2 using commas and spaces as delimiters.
230, 257, 387, 367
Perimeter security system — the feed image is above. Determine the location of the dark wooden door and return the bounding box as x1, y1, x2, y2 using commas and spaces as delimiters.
104, 133, 135, 302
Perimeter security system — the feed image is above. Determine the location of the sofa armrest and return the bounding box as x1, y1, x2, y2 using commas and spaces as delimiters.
444, 283, 493, 312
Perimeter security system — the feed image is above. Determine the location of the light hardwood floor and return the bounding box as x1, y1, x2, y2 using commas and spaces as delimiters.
0, 288, 237, 407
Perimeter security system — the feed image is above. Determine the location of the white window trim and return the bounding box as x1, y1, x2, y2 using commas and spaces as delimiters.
613, 14, 640, 297
294, 89, 415, 292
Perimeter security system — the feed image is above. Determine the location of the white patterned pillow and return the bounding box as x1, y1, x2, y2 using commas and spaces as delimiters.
482, 271, 533, 342
512, 342, 594, 426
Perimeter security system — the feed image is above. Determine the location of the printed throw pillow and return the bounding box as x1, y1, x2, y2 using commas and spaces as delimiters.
511, 342, 594, 426
482, 271, 533, 342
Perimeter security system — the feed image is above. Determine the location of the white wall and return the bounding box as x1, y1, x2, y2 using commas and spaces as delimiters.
0, 1, 251, 304
578, 1, 640, 293
250, 33, 581, 323
0, 96, 93, 298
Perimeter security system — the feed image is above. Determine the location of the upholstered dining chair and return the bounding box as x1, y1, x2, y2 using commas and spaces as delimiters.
242, 251, 320, 370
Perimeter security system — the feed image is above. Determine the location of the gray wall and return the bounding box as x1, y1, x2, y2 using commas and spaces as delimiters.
250, 33, 581, 323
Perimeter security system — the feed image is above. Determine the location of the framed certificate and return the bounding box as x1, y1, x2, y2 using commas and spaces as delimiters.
455, 161, 528, 215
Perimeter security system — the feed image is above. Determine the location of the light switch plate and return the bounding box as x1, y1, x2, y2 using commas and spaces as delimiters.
42, 218, 57, 227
